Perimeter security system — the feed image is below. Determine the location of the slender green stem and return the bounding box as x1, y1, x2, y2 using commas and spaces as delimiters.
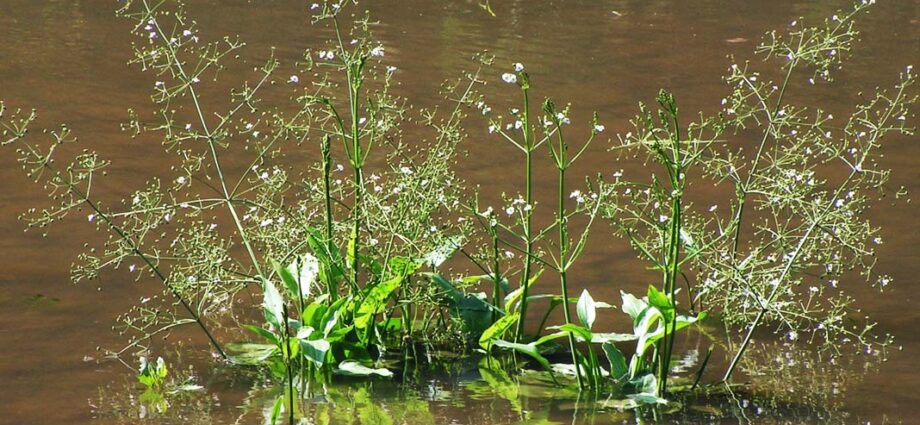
282, 304, 295, 424
515, 85, 534, 342
557, 165, 584, 389
320, 135, 338, 300
491, 227, 503, 323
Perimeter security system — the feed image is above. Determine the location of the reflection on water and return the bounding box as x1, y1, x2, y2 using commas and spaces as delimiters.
2, 0, 918, 424
93, 345, 871, 424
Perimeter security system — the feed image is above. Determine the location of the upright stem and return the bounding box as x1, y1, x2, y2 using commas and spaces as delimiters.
515, 86, 534, 342
320, 135, 338, 299
490, 228, 503, 323
557, 164, 584, 389
282, 304, 295, 424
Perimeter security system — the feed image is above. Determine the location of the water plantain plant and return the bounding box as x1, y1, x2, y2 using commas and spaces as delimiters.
1, 0, 915, 421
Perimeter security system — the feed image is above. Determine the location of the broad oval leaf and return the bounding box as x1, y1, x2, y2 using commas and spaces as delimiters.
576, 289, 597, 330
299, 338, 330, 367
354, 275, 403, 329
478, 313, 519, 350
261, 278, 285, 328
335, 361, 394, 377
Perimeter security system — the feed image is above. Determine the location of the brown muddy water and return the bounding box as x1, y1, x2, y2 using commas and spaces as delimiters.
1, 1, 918, 424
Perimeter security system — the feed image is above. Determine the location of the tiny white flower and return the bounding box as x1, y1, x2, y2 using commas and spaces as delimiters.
288, 75, 300, 84
788, 330, 798, 341
594, 124, 605, 133
514, 120, 523, 130
183, 29, 193, 37
209, 223, 218, 230
185, 123, 192, 131
400, 166, 413, 175
260, 218, 273, 227
386, 65, 397, 74
505, 206, 515, 216
358, 117, 367, 125
513, 62, 524, 72
191, 77, 200, 84
659, 215, 669, 223
504, 250, 515, 259
176, 176, 187, 185
311, 3, 320, 10
370, 46, 385, 57
873, 236, 883, 245
709, 205, 718, 212
87, 213, 96, 222
129, 264, 136, 272
501, 73, 517, 84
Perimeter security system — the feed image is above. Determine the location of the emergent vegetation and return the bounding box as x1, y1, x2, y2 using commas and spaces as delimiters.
1, 0, 914, 422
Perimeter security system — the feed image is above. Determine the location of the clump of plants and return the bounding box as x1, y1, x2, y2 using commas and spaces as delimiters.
1, 0, 914, 422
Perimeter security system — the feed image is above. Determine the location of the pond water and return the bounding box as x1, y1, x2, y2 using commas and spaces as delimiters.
0, 0, 917, 424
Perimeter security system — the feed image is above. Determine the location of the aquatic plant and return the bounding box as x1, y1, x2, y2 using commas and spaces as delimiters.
1, 0, 915, 422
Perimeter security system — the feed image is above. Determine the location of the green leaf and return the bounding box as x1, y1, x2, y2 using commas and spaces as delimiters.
354, 275, 403, 329
347, 225, 357, 269
591, 332, 638, 344
478, 313, 519, 350
266, 395, 283, 425
261, 278, 285, 328
299, 338, 330, 367
271, 258, 300, 302
305, 228, 344, 283
302, 303, 327, 329
335, 361, 394, 377
628, 393, 668, 405
533, 330, 568, 346
646, 285, 672, 311
389, 256, 420, 277
633, 373, 658, 395
491, 340, 557, 385
503, 269, 544, 313
602, 343, 629, 380
243, 325, 279, 345
620, 291, 648, 321
555, 323, 593, 343
226, 343, 277, 365
576, 289, 597, 330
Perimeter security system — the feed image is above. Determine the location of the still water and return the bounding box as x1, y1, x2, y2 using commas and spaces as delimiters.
0, 0, 917, 424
